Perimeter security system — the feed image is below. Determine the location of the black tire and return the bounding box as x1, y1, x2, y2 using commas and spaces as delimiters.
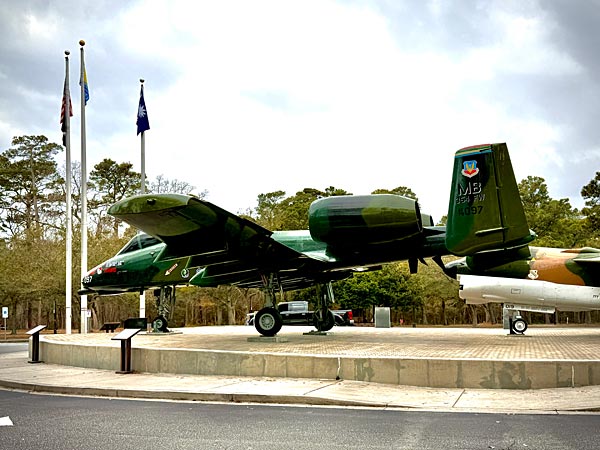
512, 318, 528, 334
254, 307, 283, 337
153, 315, 168, 332
313, 310, 335, 332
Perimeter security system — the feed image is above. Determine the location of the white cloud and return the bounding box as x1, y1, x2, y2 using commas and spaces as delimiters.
489, 10, 582, 77
99, 0, 582, 219
1, 0, 597, 222
25, 13, 59, 38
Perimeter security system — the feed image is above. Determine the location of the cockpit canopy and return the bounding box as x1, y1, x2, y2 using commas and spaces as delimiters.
117, 233, 163, 256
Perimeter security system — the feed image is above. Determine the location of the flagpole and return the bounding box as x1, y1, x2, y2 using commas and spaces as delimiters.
64, 50, 73, 335
79, 40, 88, 334
140, 79, 146, 195
139, 79, 146, 319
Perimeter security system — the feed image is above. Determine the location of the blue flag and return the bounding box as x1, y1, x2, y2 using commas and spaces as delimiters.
136, 86, 150, 135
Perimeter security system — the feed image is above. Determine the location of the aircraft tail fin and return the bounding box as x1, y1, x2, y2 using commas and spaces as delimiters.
445, 143, 534, 256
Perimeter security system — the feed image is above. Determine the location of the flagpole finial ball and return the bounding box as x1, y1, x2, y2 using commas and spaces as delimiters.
79, 40, 86, 46
65, 50, 70, 56
140, 79, 145, 84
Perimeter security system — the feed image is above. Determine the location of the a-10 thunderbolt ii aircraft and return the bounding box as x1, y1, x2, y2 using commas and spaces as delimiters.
443, 143, 600, 333
79, 190, 450, 335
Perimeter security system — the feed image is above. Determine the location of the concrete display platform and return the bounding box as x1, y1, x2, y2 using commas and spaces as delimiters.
34, 325, 600, 390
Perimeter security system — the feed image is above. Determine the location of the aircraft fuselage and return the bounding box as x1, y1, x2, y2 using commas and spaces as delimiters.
81, 235, 200, 294
81, 226, 448, 295
450, 246, 600, 287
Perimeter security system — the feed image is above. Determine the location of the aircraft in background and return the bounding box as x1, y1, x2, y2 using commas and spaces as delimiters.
440, 143, 600, 333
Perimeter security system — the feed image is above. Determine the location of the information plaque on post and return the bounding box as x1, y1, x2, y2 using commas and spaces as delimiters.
27, 324, 48, 363
111, 328, 142, 374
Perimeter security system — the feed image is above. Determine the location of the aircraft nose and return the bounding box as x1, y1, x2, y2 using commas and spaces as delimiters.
83, 266, 100, 285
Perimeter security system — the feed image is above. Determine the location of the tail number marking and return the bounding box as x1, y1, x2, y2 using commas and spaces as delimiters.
457, 205, 483, 216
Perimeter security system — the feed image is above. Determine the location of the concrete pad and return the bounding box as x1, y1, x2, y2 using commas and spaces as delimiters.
455, 386, 600, 411
247, 336, 288, 343
206, 377, 335, 396
0, 364, 101, 382
0, 351, 29, 368
89, 373, 246, 392
310, 380, 464, 409
204, 377, 349, 406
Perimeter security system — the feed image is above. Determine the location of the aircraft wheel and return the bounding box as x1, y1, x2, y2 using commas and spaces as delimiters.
512, 318, 528, 334
313, 310, 335, 332
153, 315, 169, 333
254, 307, 283, 337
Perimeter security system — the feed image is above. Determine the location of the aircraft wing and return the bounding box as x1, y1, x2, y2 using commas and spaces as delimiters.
109, 193, 273, 259
107, 193, 345, 289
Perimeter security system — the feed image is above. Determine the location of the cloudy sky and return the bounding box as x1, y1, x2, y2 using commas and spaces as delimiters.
1, 0, 599, 222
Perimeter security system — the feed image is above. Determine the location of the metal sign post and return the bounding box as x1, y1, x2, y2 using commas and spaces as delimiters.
1, 307, 7, 340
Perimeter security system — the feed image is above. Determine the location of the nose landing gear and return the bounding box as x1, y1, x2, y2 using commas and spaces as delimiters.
510, 315, 528, 334
152, 286, 176, 333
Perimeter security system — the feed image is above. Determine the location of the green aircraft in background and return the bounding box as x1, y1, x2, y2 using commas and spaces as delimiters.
443, 143, 600, 333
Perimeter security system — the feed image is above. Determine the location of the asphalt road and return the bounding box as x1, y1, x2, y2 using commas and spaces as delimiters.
1, 389, 600, 450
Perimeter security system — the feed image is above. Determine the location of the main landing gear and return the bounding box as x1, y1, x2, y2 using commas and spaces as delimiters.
254, 307, 282, 337
312, 282, 335, 332
252, 275, 336, 337
152, 286, 176, 332
254, 274, 283, 337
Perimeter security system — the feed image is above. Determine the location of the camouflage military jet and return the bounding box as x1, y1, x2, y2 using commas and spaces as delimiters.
80, 192, 450, 335
441, 143, 600, 333
81, 142, 590, 336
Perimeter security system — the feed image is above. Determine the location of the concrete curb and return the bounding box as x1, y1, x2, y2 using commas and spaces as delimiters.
0, 376, 387, 408
4, 375, 600, 412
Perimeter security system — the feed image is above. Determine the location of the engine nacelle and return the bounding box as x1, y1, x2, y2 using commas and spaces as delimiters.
308, 194, 422, 246
459, 274, 600, 312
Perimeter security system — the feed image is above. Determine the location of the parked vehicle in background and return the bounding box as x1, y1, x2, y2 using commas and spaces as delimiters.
246, 301, 354, 327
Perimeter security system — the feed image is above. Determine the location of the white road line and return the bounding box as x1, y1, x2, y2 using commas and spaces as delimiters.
0, 416, 13, 426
